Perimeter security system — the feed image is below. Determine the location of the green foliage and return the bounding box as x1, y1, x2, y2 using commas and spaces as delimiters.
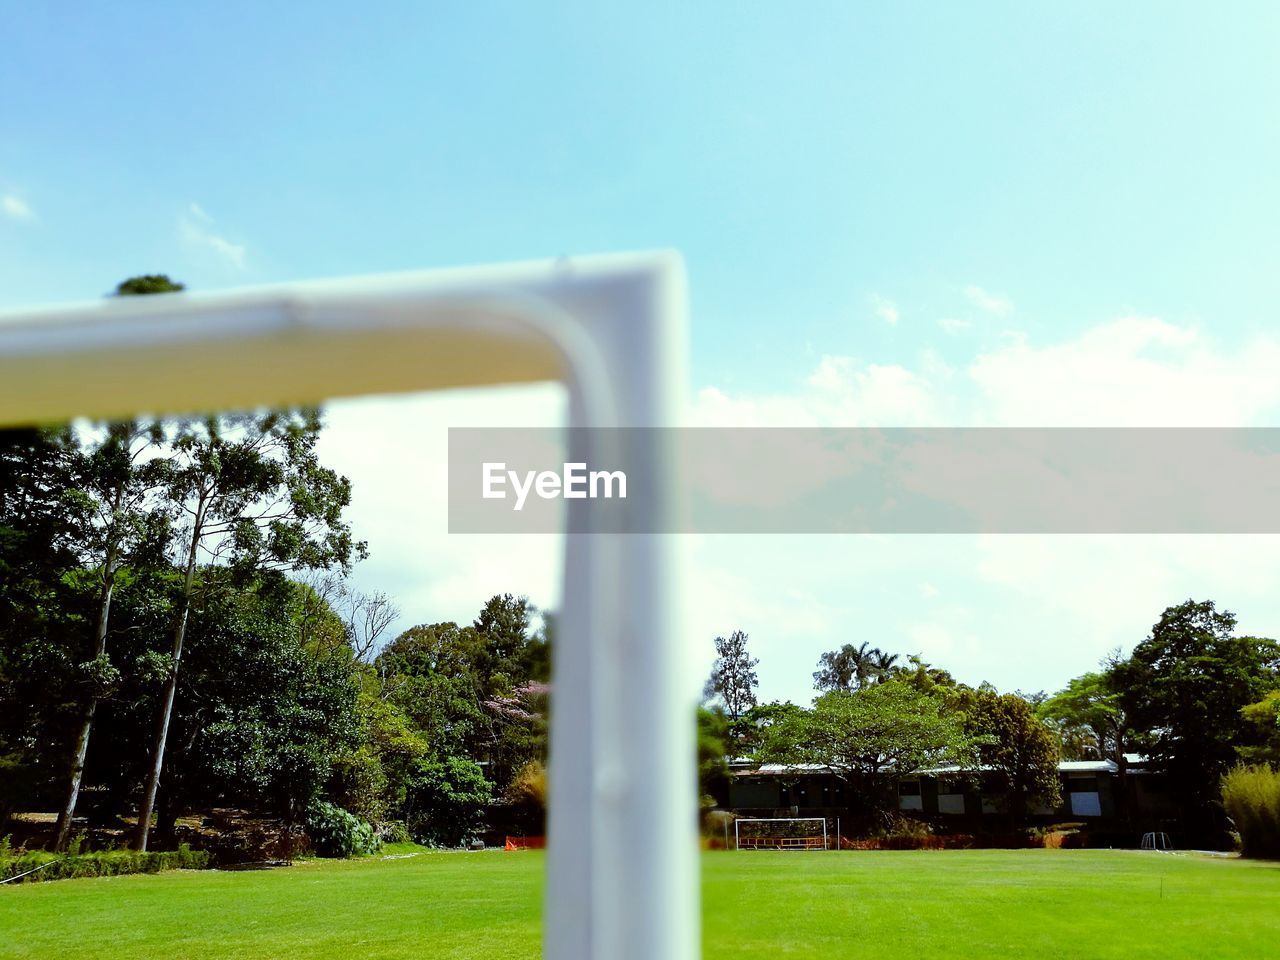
1221, 764, 1280, 859
758, 679, 981, 820
503, 759, 548, 835
114, 275, 185, 296
1112, 600, 1280, 824
1239, 690, 1280, 765
505, 759, 547, 811
181, 583, 362, 823
378, 820, 412, 844
377, 604, 549, 797
1038, 670, 1127, 761
0, 844, 210, 883
895, 654, 964, 697
703, 630, 759, 723
303, 800, 382, 858
736, 700, 805, 759
962, 688, 1061, 816
472, 593, 538, 696
812, 642, 899, 693
697, 706, 730, 803
405, 756, 492, 847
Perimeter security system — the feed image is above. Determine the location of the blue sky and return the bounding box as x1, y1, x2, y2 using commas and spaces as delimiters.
4, 3, 1280, 702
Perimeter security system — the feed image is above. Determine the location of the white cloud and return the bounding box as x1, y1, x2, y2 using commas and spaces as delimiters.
964, 284, 1013, 316
2, 195, 34, 222
969, 315, 1280, 426
938, 316, 972, 335
693, 356, 941, 428
309, 310, 1280, 706
179, 203, 247, 270
697, 314, 1280, 429
870, 294, 900, 325
683, 314, 1280, 700
318, 383, 567, 647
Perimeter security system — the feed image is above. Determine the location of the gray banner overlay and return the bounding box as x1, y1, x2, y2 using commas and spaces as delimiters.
448, 428, 1280, 533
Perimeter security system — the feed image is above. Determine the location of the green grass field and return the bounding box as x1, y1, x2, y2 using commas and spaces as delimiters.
2, 849, 1277, 959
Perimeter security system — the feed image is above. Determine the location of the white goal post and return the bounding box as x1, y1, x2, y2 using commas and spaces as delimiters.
0, 251, 691, 960
1141, 831, 1173, 852
734, 818, 829, 851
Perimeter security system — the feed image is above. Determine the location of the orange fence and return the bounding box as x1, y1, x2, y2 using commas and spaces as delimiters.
737, 836, 826, 850
504, 836, 546, 850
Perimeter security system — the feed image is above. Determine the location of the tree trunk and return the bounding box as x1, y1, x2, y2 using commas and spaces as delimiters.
53, 538, 119, 852
133, 501, 204, 852
1113, 737, 1129, 821
52, 699, 97, 851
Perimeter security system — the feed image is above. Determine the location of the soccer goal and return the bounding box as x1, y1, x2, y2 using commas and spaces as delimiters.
1141, 831, 1173, 852
734, 818, 829, 850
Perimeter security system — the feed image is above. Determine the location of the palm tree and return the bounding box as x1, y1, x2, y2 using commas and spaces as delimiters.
869, 649, 900, 683
814, 642, 874, 692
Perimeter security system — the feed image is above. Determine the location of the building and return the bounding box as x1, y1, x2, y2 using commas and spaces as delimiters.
727, 755, 1178, 832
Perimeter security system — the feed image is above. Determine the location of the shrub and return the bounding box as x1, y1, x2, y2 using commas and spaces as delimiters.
1222, 764, 1280, 859
878, 815, 932, 842
406, 756, 491, 847
505, 760, 547, 812
378, 820, 412, 844
0, 845, 210, 884
303, 801, 382, 858
329, 745, 390, 824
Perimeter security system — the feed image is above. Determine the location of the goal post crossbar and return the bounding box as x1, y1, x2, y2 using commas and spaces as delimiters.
0, 251, 691, 960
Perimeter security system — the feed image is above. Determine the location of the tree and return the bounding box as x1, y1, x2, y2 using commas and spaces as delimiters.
482, 680, 549, 789
758, 679, 980, 825
472, 593, 537, 697
180, 578, 362, 830
404, 756, 492, 846
376, 622, 487, 761
896, 654, 964, 697
696, 706, 730, 806
0, 428, 85, 833
813, 642, 899, 692
330, 675, 429, 823
736, 700, 806, 760
1037, 670, 1129, 764
702, 630, 759, 726
297, 572, 399, 662
1112, 599, 1280, 840
133, 410, 365, 850
962, 689, 1061, 817
52, 420, 170, 850
1239, 690, 1280, 766
870, 649, 899, 681
47, 276, 187, 847
114, 275, 184, 296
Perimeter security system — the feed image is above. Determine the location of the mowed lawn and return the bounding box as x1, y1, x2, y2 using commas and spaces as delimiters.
2, 849, 1278, 959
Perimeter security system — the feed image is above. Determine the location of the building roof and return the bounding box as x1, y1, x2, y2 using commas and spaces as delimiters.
730, 756, 1151, 778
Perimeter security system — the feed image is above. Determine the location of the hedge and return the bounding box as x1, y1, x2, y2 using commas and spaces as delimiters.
1, 845, 211, 884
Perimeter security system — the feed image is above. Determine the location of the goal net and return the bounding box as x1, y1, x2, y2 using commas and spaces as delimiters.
734, 818, 828, 851
1141, 831, 1173, 852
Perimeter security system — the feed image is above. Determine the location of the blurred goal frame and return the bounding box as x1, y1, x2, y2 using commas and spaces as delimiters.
734, 817, 829, 851
0, 251, 692, 960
